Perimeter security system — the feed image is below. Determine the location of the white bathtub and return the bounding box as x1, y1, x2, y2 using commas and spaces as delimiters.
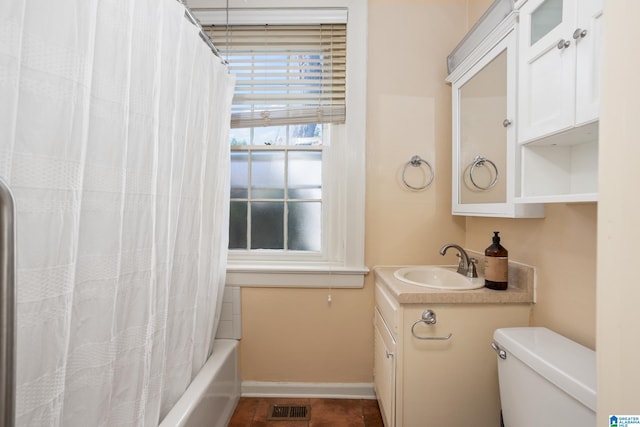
159, 339, 240, 427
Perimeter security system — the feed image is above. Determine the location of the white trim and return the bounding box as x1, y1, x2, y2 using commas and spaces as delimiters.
513, 0, 528, 10
226, 266, 369, 287
514, 193, 598, 204
241, 381, 376, 400
340, 0, 367, 271
188, 0, 361, 9
193, 8, 348, 25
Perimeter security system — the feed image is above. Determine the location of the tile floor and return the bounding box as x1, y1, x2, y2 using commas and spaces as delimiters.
228, 397, 384, 427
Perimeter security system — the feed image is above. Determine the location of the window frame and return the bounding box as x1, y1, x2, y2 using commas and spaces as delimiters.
195, 0, 367, 287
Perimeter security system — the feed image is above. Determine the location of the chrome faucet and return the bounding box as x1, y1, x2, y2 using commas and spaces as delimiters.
439, 243, 478, 278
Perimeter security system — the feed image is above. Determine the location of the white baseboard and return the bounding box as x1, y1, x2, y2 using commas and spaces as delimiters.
241, 381, 376, 400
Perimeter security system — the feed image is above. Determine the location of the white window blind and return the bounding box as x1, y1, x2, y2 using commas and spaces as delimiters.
206, 24, 346, 128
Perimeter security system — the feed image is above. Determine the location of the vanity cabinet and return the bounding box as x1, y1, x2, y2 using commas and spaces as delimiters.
374, 309, 396, 427
373, 279, 531, 427
516, 0, 603, 202
447, 15, 543, 217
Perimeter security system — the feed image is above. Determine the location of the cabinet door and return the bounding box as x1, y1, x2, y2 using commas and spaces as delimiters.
518, 0, 577, 142
374, 309, 395, 427
451, 31, 542, 217
574, 0, 603, 125
458, 47, 508, 207
401, 304, 531, 427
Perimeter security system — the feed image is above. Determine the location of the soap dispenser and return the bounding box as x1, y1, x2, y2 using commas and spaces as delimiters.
484, 231, 508, 290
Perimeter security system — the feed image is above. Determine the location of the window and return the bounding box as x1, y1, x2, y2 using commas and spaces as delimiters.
228, 124, 323, 253
198, 1, 367, 287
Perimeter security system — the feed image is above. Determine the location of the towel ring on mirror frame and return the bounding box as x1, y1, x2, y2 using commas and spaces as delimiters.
402, 155, 434, 191
468, 155, 499, 191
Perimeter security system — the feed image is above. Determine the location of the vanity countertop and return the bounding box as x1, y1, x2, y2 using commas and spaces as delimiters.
374, 254, 535, 304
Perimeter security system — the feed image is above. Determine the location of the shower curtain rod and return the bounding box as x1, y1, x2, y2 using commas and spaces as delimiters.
178, 0, 227, 64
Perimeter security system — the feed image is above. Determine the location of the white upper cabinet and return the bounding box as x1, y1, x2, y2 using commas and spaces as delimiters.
517, 0, 603, 143
516, 0, 602, 203
574, 0, 603, 125
447, 14, 543, 217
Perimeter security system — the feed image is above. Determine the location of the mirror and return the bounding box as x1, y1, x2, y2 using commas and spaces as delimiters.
459, 49, 507, 204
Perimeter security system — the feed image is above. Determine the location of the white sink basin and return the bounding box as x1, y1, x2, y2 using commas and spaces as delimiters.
393, 265, 484, 290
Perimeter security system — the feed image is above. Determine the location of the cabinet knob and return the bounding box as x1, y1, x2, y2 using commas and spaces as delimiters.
557, 39, 571, 50
573, 28, 588, 39
502, 119, 512, 128
385, 350, 394, 359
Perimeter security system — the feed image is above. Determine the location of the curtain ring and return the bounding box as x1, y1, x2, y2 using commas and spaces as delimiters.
402, 155, 434, 191
468, 155, 499, 191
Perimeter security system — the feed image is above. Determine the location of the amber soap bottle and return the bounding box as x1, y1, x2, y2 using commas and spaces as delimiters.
484, 231, 508, 290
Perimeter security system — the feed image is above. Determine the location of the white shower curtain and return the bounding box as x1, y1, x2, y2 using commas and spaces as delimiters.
0, 0, 235, 425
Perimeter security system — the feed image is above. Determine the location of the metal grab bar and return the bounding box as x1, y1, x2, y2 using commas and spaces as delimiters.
0, 178, 16, 427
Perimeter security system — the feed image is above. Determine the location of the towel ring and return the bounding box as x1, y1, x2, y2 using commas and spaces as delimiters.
469, 155, 499, 191
410, 310, 453, 341
402, 155, 434, 191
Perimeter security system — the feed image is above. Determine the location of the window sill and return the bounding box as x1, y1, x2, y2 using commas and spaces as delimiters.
226, 264, 369, 288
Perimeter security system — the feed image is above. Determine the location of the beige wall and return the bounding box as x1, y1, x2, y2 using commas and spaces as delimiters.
597, 0, 640, 419
239, 0, 599, 384
239, 0, 468, 382
467, 0, 492, 27
465, 204, 597, 349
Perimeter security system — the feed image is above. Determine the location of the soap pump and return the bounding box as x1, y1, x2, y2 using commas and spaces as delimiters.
484, 231, 508, 290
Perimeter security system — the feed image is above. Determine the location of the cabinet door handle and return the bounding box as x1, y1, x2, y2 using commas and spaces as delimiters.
557, 39, 571, 49
385, 350, 394, 359
573, 28, 588, 39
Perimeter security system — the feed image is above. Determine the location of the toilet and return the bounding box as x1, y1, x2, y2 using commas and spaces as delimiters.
492, 327, 596, 427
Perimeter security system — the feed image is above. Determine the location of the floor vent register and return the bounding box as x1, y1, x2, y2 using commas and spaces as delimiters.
267, 404, 311, 420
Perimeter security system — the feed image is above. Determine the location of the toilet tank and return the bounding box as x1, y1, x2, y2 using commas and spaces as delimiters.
493, 327, 596, 427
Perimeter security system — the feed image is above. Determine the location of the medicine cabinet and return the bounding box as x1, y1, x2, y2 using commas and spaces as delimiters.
447, 18, 543, 217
